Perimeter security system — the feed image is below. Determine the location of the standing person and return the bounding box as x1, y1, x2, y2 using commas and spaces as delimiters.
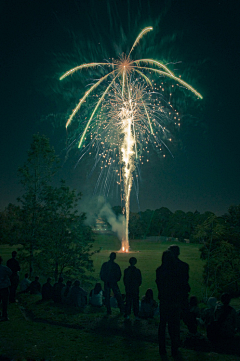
100, 252, 124, 315
168, 244, 191, 326
123, 257, 142, 319
156, 250, 182, 357
7, 251, 20, 303
0, 256, 12, 321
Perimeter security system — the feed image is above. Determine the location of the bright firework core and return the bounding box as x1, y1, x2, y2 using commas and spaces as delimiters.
60, 27, 202, 251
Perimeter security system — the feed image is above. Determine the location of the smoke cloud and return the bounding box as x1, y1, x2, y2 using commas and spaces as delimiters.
82, 195, 125, 240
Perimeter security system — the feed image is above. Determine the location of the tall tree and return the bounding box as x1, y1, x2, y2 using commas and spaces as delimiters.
17, 134, 60, 275
35, 181, 97, 282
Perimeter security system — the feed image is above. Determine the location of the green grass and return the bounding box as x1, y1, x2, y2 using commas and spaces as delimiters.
1, 236, 240, 360
92, 235, 205, 300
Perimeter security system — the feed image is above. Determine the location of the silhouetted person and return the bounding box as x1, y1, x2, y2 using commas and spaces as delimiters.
89, 282, 103, 307
156, 250, 182, 357
20, 273, 31, 292
100, 252, 124, 315
168, 244, 190, 326
0, 256, 12, 321
139, 288, 158, 319
207, 293, 237, 342
188, 295, 200, 334
7, 251, 20, 303
61, 280, 72, 305
201, 297, 217, 326
52, 276, 65, 303
123, 257, 142, 319
69, 280, 87, 308
42, 277, 53, 301
29, 276, 41, 295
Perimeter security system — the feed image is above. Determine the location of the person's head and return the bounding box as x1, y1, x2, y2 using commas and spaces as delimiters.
221, 292, 231, 306
12, 251, 17, 258
189, 295, 198, 307
66, 280, 72, 287
161, 250, 176, 267
207, 297, 217, 309
145, 288, 154, 301
74, 280, 80, 287
94, 282, 102, 294
25, 273, 29, 278
58, 276, 63, 283
47, 277, 51, 283
129, 257, 137, 266
109, 252, 116, 261
0, 256, 3, 264
168, 245, 180, 258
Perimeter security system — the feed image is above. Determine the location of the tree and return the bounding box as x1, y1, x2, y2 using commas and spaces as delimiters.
34, 181, 97, 282
17, 134, 60, 275
164, 210, 189, 240
129, 212, 144, 239
196, 214, 240, 297
149, 207, 172, 236
0, 204, 22, 245
223, 204, 240, 249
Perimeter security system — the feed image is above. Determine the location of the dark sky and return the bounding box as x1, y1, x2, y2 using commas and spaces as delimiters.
1, 0, 240, 216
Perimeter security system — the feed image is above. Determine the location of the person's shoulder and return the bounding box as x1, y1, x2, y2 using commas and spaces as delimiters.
156, 265, 163, 273
177, 258, 189, 268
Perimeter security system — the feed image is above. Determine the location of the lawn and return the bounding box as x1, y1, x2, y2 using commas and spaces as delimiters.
1, 235, 240, 361
91, 234, 205, 301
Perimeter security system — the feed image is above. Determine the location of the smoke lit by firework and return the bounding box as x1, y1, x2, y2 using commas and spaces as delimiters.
60, 27, 202, 252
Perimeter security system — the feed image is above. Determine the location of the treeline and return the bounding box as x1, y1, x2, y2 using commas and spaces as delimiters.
112, 204, 240, 297
112, 205, 216, 242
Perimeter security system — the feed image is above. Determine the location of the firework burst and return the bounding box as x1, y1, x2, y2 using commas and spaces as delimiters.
60, 26, 202, 251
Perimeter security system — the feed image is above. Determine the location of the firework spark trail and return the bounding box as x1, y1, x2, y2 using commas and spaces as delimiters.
60, 26, 202, 252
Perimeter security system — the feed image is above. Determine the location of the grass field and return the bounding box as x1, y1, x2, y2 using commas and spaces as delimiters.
1, 235, 240, 361
91, 234, 205, 301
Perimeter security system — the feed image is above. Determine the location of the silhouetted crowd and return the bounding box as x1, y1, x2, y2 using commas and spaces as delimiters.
1, 247, 240, 358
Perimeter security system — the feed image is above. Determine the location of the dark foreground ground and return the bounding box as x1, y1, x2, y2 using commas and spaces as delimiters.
1, 294, 240, 361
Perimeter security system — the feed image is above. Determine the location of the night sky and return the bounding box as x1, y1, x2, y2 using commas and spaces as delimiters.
1, 0, 240, 216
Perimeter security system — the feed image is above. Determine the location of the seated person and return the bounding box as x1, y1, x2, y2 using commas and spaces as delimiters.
68, 280, 87, 308
29, 276, 41, 295
188, 295, 200, 334
61, 280, 72, 305
20, 273, 31, 292
89, 283, 103, 307
201, 297, 217, 326
207, 293, 237, 342
139, 288, 158, 319
110, 295, 118, 308
52, 277, 65, 303
42, 277, 53, 301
